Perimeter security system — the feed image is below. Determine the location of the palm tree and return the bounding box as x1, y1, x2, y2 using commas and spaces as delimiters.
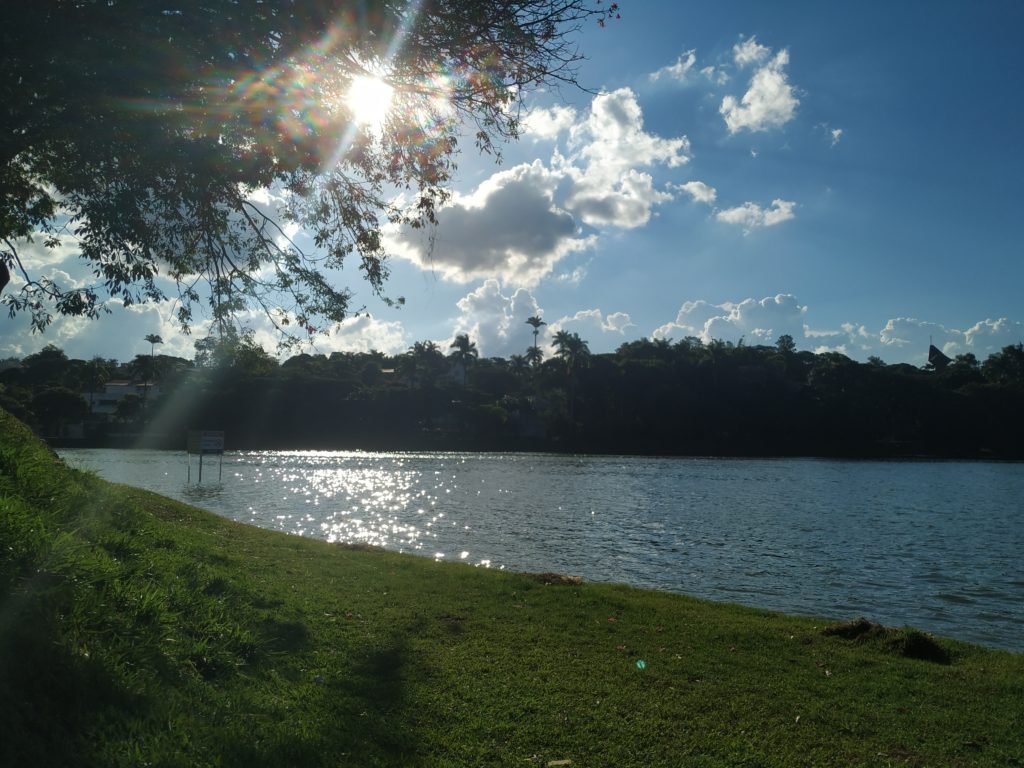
524, 345, 544, 368
509, 354, 529, 377
552, 331, 593, 421
551, 331, 590, 419
145, 333, 163, 358
405, 340, 444, 388
448, 333, 478, 387
551, 330, 590, 374
525, 315, 546, 352
141, 333, 164, 417
81, 356, 111, 412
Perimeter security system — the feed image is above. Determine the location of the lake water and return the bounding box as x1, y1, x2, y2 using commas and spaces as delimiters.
59, 449, 1024, 652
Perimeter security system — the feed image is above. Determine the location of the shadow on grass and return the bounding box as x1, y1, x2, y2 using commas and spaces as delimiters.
220, 631, 424, 768
0, 587, 143, 767
258, 617, 312, 653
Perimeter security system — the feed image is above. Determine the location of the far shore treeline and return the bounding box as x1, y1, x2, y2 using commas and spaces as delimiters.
3, 334, 1023, 459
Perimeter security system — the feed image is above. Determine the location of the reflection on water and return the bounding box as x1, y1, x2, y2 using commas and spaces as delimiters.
60, 448, 1024, 652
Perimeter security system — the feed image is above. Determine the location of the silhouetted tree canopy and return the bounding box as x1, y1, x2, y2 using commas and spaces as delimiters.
6, 333, 1022, 458
1, 0, 620, 337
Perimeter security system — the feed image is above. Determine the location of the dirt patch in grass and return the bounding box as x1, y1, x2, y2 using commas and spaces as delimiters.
530, 573, 583, 586
824, 618, 951, 664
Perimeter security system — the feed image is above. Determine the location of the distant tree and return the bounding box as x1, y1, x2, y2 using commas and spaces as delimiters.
524, 345, 544, 368
20, 344, 71, 388
867, 356, 886, 367
2, 1, 622, 337
776, 334, 797, 355
406, 341, 445, 388
113, 394, 143, 425
81, 356, 111, 412
509, 354, 530, 376
552, 331, 590, 374
129, 354, 163, 419
145, 334, 163, 358
551, 331, 590, 419
448, 334, 478, 386
525, 316, 547, 352
31, 386, 87, 437
982, 343, 1024, 387
953, 353, 980, 370
194, 328, 277, 376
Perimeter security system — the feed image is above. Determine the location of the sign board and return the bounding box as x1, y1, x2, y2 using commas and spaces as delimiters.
187, 430, 225, 454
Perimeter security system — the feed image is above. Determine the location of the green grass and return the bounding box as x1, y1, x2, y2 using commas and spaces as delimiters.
2, 409, 1022, 767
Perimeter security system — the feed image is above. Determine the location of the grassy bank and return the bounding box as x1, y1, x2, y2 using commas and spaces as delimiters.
2, 409, 1022, 767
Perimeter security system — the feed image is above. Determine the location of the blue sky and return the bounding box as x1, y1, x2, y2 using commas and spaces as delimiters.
4, 0, 1023, 366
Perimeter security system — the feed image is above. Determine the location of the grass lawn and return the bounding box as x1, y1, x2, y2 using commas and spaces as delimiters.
2, 408, 1022, 767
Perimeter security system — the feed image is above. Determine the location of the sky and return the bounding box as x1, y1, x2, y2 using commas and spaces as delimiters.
4, 0, 1023, 367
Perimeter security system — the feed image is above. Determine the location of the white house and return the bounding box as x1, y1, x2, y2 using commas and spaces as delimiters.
84, 380, 161, 416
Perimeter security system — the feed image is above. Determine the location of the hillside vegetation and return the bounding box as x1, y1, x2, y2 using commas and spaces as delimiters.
4, 337, 1024, 457
1, 407, 1022, 766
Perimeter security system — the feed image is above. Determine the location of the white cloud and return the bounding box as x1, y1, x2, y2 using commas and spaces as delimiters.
676, 180, 717, 205
561, 88, 690, 229
317, 314, 408, 356
733, 36, 771, 68
573, 88, 691, 172
555, 265, 588, 285
831, 128, 844, 147
522, 105, 578, 140
563, 167, 674, 228
389, 88, 689, 282
451, 280, 545, 357
548, 309, 636, 350
653, 295, 807, 346
700, 65, 730, 85
963, 318, 1024, 357
386, 161, 594, 287
9, 231, 83, 269
715, 199, 795, 231
448, 283, 638, 359
721, 48, 799, 133
0, 298, 199, 364
650, 50, 697, 82
879, 317, 962, 355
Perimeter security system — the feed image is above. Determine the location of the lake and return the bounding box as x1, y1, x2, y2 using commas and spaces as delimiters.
59, 449, 1024, 652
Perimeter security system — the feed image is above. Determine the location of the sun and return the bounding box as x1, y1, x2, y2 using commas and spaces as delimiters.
345, 74, 394, 132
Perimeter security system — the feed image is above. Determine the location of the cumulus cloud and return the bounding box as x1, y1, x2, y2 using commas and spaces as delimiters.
448, 282, 638, 358
573, 88, 691, 172
522, 105, 578, 140
675, 180, 717, 205
450, 279, 545, 357
653, 295, 808, 346
388, 87, 689, 284
830, 128, 844, 147
0, 298, 200, 363
715, 199, 795, 230
316, 314, 408, 356
9, 231, 83, 269
733, 36, 771, 67
650, 50, 697, 82
879, 317, 962, 354
962, 318, 1023, 357
561, 87, 690, 229
550, 308, 636, 341
720, 47, 799, 133
563, 167, 674, 228
386, 161, 594, 286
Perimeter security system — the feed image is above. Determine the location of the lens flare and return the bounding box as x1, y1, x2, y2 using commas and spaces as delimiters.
346, 74, 394, 130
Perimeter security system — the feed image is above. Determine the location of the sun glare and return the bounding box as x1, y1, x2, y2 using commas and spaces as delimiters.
345, 74, 394, 131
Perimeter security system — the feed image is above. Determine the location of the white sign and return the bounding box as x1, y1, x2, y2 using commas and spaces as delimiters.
188, 430, 225, 453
